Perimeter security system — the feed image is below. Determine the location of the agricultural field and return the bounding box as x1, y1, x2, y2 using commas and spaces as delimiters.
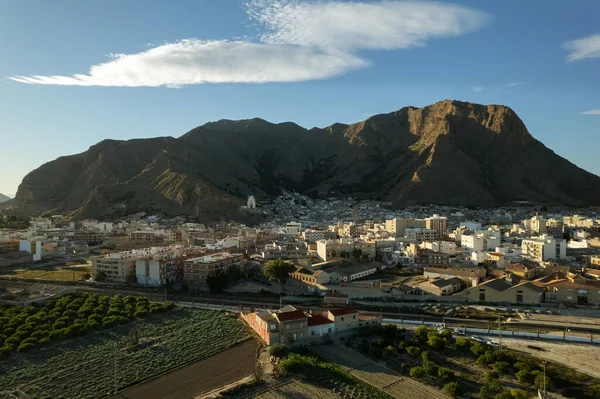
254, 379, 345, 399
0, 265, 92, 281
0, 307, 250, 399
311, 344, 448, 399
0, 293, 173, 357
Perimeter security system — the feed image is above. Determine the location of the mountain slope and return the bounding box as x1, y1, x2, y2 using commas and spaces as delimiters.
0, 194, 10, 204
9, 100, 600, 219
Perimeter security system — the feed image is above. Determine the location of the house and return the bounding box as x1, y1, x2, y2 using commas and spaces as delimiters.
275, 309, 308, 343
307, 314, 335, 338
424, 266, 486, 287
290, 267, 331, 285
327, 308, 360, 332
463, 278, 543, 304
543, 275, 600, 306
327, 263, 378, 283
417, 277, 464, 296
323, 292, 350, 305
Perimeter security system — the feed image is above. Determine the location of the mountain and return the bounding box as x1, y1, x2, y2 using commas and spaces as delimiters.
0, 193, 11, 204
7, 100, 600, 220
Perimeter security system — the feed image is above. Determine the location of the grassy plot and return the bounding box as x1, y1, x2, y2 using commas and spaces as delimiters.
0, 307, 250, 399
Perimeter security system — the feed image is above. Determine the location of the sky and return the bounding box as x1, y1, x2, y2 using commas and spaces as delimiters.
1, 0, 599, 197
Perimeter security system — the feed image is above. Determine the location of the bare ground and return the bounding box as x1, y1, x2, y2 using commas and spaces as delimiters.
110, 339, 258, 399
502, 337, 600, 378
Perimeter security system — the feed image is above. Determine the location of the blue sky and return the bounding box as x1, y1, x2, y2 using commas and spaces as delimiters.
1, 0, 599, 197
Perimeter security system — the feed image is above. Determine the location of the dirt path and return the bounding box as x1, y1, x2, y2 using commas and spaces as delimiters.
110, 339, 258, 399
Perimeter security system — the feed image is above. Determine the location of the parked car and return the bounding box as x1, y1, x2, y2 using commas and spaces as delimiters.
470, 335, 485, 343
487, 340, 500, 347
453, 329, 466, 336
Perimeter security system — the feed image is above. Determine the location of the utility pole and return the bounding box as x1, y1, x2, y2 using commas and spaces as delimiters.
279, 295, 282, 310
542, 360, 547, 398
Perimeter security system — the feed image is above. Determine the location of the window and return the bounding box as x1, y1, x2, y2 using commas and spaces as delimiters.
353, 315, 356, 320
341, 317, 344, 321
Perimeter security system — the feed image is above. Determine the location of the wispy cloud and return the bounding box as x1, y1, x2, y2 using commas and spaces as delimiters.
9, 40, 367, 87
472, 85, 484, 92
581, 109, 600, 115
246, 0, 490, 50
563, 34, 600, 62
9, 0, 490, 87
499, 81, 520, 89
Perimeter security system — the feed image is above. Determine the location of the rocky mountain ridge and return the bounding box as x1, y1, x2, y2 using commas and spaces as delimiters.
6, 100, 600, 220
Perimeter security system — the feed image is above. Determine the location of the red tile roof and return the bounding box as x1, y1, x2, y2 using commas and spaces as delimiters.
329, 308, 358, 316
275, 309, 307, 322
307, 314, 333, 326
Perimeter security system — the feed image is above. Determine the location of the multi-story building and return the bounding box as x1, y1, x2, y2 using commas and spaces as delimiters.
92, 252, 140, 282
405, 228, 438, 242
409, 244, 450, 268
183, 252, 244, 286
591, 255, 600, 269
261, 243, 307, 260
283, 222, 302, 235
521, 235, 566, 262
460, 231, 501, 258
129, 231, 164, 245
425, 214, 448, 239
342, 223, 364, 238
302, 230, 337, 243
316, 239, 375, 262
563, 215, 594, 228
135, 254, 185, 287
420, 241, 457, 255
529, 215, 547, 235
385, 218, 426, 237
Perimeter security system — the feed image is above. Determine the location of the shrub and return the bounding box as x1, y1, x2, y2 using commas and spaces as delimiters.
427, 333, 445, 349
269, 344, 289, 359
513, 361, 532, 372
444, 382, 461, 398
510, 389, 529, 399
410, 366, 426, 379
477, 352, 496, 367
486, 370, 500, 381
438, 367, 454, 381
516, 370, 533, 384
17, 342, 35, 352
415, 325, 429, 343
533, 372, 551, 390
424, 361, 439, 377
471, 342, 488, 356
406, 346, 421, 357
493, 361, 510, 374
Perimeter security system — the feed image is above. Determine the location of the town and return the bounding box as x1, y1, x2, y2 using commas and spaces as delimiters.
2, 194, 599, 310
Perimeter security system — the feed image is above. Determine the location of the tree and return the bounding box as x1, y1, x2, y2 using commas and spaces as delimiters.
415, 325, 429, 343
455, 337, 471, 352
438, 367, 454, 381
206, 270, 229, 292
510, 389, 529, 399
493, 361, 510, 375
515, 370, 533, 384
471, 342, 488, 356
263, 259, 296, 283
269, 344, 289, 359
410, 366, 426, 379
427, 332, 445, 349
534, 372, 551, 391
406, 346, 421, 357
352, 248, 363, 262
444, 382, 461, 398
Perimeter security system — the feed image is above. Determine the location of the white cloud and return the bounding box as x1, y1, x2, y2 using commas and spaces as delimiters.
563, 34, 600, 62
581, 109, 600, 115
9, 40, 368, 87
247, 0, 490, 50
499, 81, 520, 89
472, 85, 484, 92
9, 0, 489, 87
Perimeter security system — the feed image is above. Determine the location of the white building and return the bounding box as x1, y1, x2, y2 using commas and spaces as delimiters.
460, 231, 501, 258
405, 228, 438, 242
284, 222, 302, 235
460, 221, 482, 231
420, 241, 457, 255
521, 235, 566, 262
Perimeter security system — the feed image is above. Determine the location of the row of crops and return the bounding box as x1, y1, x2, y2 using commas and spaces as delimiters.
0, 293, 173, 358
0, 304, 250, 399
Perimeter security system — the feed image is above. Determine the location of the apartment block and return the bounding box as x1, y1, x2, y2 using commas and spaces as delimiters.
316, 239, 375, 262
405, 228, 438, 242
302, 230, 337, 243
183, 252, 244, 286
521, 235, 566, 262
385, 218, 426, 237
425, 214, 448, 239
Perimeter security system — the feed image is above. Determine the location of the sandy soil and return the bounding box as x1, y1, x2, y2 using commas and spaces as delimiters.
110, 339, 258, 399
502, 337, 600, 378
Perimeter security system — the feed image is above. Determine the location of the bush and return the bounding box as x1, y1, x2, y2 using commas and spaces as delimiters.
471, 342, 488, 356
269, 344, 289, 359
486, 370, 500, 381
438, 367, 454, 381
533, 372, 551, 390
510, 389, 530, 399
424, 361, 439, 377
406, 346, 421, 357
493, 361, 510, 374
17, 342, 35, 352
477, 352, 496, 367
415, 325, 429, 343
444, 382, 461, 398
410, 366, 426, 379
427, 333, 445, 349
516, 370, 533, 384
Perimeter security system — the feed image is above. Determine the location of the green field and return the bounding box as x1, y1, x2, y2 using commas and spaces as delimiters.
0, 307, 250, 399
